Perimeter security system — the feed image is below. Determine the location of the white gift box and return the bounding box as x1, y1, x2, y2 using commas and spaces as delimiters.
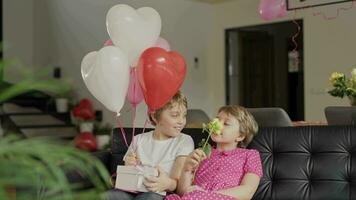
115, 165, 166, 196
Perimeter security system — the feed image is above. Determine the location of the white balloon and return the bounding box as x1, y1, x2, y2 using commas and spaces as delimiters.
81, 46, 130, 114
106, 4, 161, 66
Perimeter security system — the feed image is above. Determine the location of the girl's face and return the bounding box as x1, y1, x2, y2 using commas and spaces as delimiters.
211, 111, 245, 144
154, 103, 187, 138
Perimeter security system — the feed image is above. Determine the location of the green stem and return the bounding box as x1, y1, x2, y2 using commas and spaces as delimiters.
202, 133, 211, 150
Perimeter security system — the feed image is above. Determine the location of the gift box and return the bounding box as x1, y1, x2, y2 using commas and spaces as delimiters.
115, 165, 166, 195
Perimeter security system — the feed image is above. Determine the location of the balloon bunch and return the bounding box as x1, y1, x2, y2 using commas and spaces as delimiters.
81, 4, 186, 147
258, 0, 288, 21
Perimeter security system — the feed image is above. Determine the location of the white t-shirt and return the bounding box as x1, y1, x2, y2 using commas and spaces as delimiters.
124, 131, 194, 175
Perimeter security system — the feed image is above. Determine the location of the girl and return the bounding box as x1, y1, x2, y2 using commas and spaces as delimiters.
166, 105, 262, 200
107, 91, 194, 200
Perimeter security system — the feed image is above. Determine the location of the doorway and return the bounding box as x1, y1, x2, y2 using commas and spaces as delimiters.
225, 20, 304, 121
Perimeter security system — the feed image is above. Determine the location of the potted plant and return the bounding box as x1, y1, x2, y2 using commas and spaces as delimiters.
0, 63, 110, 199
72, 98, 96, 132
328, 68, 356, 106
54, 88, 73, 113
94, 123, 112, 150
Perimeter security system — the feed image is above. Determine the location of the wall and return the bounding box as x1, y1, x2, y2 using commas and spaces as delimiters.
3, 0, 34, 82
4, 0, 356, 124
211, 0, 356, 122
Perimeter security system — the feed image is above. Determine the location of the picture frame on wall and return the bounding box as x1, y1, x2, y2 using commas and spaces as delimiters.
286, 0, 353, 10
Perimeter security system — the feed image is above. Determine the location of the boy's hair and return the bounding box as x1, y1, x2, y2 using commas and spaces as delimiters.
149, 91, 188, 126
218, 105, 258, 148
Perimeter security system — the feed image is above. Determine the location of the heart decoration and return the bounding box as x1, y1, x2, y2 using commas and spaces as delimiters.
258, 0, 287, 21
72, 98, 95, 121
106, 4, 161, 66
81, 46, 130, 114
137, 47, 186, 112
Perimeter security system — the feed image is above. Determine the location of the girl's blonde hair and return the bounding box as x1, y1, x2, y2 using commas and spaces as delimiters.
149, 91, 187, 126
218, 105, 258, 148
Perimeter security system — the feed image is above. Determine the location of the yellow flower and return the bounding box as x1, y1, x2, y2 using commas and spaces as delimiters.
203, 118, 224, 135
328, 69, 356, 99
329, 72, 344, 84
201, 118, 224, 157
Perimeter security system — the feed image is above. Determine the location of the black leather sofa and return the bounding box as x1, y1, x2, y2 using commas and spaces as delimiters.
99, 126, 356, 200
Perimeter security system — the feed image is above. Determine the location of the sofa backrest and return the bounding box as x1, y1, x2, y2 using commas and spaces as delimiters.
111, 126, 356, 200
249, 125, 356, 200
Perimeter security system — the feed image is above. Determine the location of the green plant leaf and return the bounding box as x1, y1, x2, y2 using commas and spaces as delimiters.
0, 136, 110, 200
202, 143, 211, 157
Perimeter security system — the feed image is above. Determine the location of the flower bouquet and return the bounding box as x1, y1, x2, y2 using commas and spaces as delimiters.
328, 68, 356, 106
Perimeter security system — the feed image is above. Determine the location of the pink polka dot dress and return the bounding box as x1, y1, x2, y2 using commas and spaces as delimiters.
165, 148, 262, 200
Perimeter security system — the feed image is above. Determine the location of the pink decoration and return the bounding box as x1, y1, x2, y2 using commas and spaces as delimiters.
103, 39, 113, 46
126, 68, 144, 106
258, 0, 287, 21
154, 37, 170, 51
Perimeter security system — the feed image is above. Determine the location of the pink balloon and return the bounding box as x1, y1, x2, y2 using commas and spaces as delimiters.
154, 37, 170, 51
126, 67, 144, 106
259, 0, 287, 21
103, 39, 113, 46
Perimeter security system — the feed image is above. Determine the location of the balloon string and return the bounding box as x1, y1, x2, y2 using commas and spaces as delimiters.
133, 68, 138, 103
116, 116, 129, 148
142, 118, 149, 135
291, 10, 301, 53
131, 105, 137, 152
125, 107, 133, 113
312, 0, 355, 20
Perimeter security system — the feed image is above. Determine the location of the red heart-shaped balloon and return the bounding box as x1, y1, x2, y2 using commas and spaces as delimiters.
137, 47, 186, 111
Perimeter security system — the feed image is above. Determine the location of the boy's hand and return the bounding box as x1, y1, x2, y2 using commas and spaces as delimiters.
184, 149, 207, 172
143, 166, 171, 192
124, 152, 140, 166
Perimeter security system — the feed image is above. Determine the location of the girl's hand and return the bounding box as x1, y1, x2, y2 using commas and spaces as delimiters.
124, 152, 140, 166
143, 166, 172, 192
184, 149, 207, 172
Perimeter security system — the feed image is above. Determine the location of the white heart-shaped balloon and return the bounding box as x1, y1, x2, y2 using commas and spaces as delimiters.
81, 46, 130, 114
106, 4, 161, 66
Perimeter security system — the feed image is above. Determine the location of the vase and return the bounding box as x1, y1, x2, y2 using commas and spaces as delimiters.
349, 96, 356, 106
55, 98, 69, 113
80, 122, 94, 133
96, 135, 110, 150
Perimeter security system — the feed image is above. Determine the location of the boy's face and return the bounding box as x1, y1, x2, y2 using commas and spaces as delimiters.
211, 111, 244, 144
154, 103, 187, 137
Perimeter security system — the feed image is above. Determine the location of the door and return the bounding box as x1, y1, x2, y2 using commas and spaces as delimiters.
238, 30, 275, 108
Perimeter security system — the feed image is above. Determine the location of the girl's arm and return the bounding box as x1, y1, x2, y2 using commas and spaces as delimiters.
176, 169, 194, 195
215, 173, 260, 200
166, 156, 187, 192
176, 149, 206, 195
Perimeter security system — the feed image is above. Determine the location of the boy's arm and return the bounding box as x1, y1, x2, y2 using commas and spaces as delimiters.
215, 173, 260, 200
